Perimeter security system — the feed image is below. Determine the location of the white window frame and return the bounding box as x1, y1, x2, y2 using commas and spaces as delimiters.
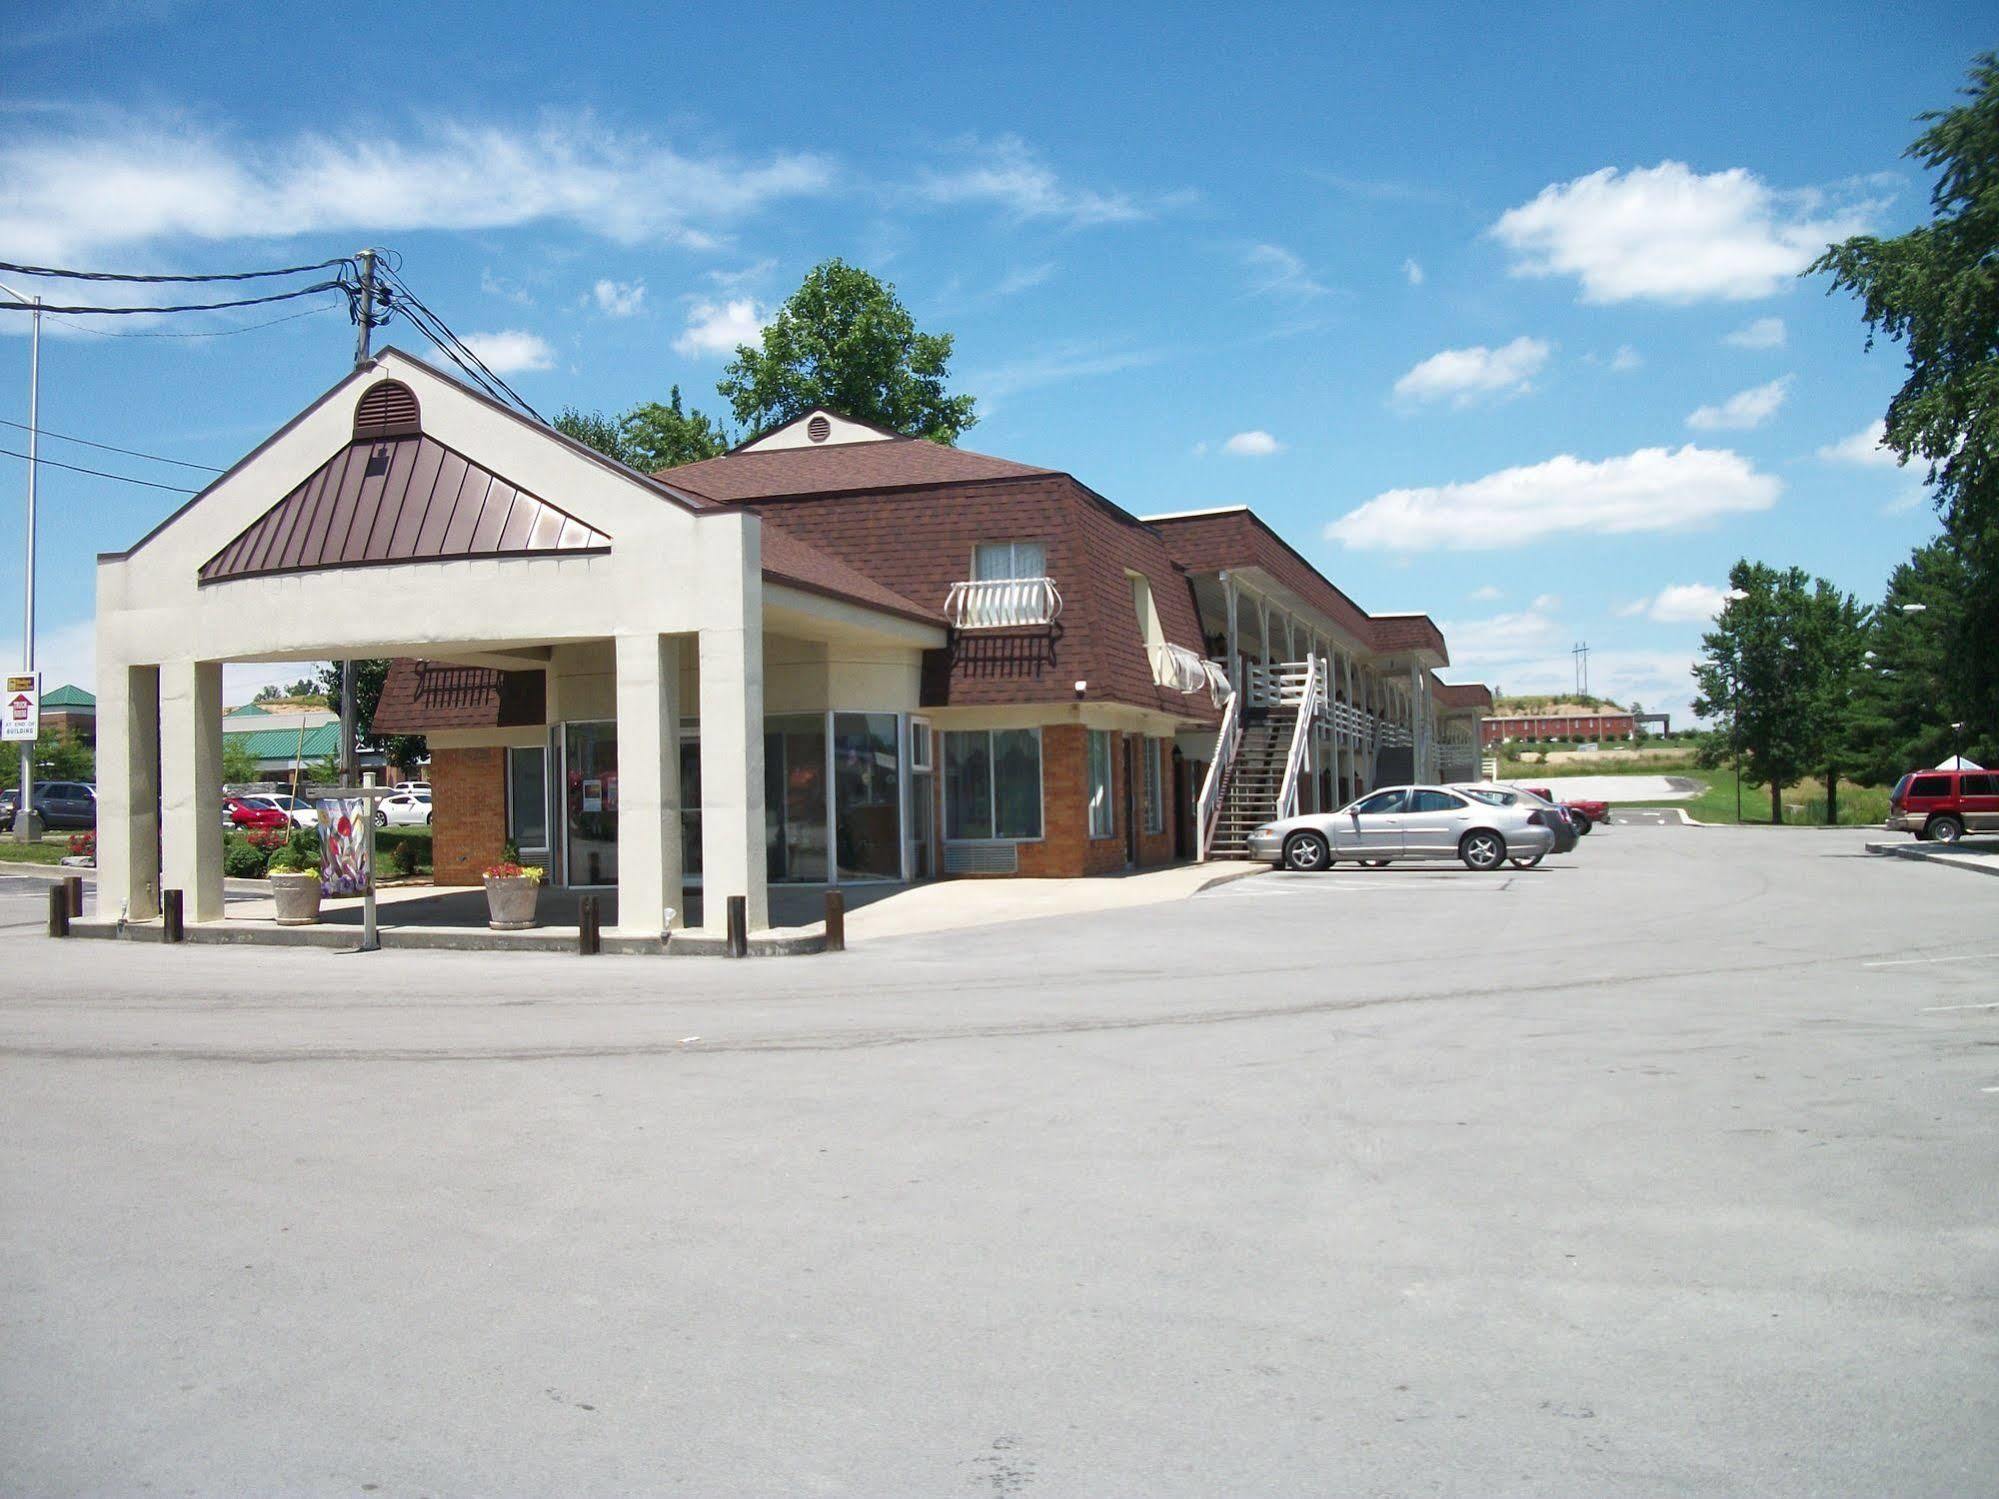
972, 539, 1048, 581
1141, 737, 1164, 835
941, 726, 1045, 844
1087, 729, 1115, 840
909, 716, 933, 772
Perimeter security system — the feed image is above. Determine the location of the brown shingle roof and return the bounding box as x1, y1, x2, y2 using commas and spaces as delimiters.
1145, 509, 1375, 645
1432, 679, 1493, 711
758, 513, 942, 625
658, 437, 1053, 503
1370, 614, 1448, 658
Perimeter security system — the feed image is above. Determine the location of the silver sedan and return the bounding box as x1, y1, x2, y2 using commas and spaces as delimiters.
1245, 784, 1560, 872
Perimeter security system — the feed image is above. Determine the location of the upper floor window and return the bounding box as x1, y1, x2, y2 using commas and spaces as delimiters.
974, 541, 1047, 580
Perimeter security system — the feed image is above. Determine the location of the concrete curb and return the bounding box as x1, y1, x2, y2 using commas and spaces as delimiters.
67, 918, 828, 957
1187, 864, 1271, 895
1863, 840, 1999, 880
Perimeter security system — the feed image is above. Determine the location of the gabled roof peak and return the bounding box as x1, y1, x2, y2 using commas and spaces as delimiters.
735, 408, 901, 454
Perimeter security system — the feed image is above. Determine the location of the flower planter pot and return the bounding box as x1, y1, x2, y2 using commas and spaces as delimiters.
484, 874, 541, 930
268, 871, 323, 926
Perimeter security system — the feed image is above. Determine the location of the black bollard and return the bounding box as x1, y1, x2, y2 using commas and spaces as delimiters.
163, 888, 184, 943
47, 884, 69, 938
823, 889, 845, 953
578, 894, 601, 956
726, 895, 747, 958
65, 875, 84, 918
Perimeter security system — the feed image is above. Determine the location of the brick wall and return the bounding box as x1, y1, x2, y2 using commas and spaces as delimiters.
430, 746, 508, 886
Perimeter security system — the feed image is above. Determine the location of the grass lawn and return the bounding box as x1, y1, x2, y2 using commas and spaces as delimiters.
1622, 772, 1893, 827
0, 835, 87, 867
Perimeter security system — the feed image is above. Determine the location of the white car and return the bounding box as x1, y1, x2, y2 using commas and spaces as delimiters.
375, 792, 433, 828
392, 781, 432, 797
243, 793, 319, 828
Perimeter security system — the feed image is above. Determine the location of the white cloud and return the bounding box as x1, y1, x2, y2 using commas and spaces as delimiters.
1469, 585, 1503, 602
479, 268, 533, 305
1393, 336, 1550, 405
1438, 607, 1561, 666
1403, 258, 1425, 286
1610, 344, 1642, 372
1490, 161, 1879, 303
1531, 593, 1561, 612
1628, 582, 1732, 623
0, 114, 837, 261
1223, 430, 1283, 457
591, 278, 646, 317
1686, 374, 1793, 431
1724, 316, 1786, 349
964, 341, 1158, 401
1818, 419, 1901, 468
1327, 444, 1780, 551
455, 329, 554, 374
672, 298, 765, 358
1882, 487, 1927, 517
1245, 243, 1329, 298
914, 134, 1150, 227
994, 262, 1056, 296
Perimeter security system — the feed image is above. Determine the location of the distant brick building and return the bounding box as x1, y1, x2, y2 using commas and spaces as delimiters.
1480, 709, 1637, 746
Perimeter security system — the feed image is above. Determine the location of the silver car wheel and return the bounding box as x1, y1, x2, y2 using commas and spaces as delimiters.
1929, 814, 1964, 844
1461, 830, 1505, 871
1282, 832, 1328, 872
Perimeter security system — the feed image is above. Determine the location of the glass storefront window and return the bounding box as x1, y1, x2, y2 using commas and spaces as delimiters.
507, 746, 547, 853
833, 712, 900, 880
765, 715, 828, 883
564, 721, 618, 885
943, 728, 1042, 841
1087, 729, 1114, 838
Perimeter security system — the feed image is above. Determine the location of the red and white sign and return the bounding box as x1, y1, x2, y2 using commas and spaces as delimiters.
2, 675, 37, 743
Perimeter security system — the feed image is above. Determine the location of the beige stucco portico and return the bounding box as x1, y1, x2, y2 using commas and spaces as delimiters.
93, 350, 943, 941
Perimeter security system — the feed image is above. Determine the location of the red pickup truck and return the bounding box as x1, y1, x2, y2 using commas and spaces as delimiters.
1526, 786, 1608, 833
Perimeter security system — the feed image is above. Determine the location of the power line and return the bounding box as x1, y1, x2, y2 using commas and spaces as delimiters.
46, 299, 342, 340
0, 256, 352, 284
0, 446, 199, 494
0, 279, 349, 316
379, 271, 544, 422
0, 416, 223, 472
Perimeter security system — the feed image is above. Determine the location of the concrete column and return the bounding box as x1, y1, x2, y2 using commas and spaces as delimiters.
96, 662, 161, 921
160, 658, 224, 923
697, 514, 768, 934
613, 631, 682, 938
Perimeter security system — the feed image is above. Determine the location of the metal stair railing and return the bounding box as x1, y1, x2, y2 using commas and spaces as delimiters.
1195, 683, 1243, 862
1274, 656, 1322, 820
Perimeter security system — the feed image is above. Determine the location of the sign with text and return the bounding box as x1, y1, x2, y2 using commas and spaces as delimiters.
2, 674, 39, 743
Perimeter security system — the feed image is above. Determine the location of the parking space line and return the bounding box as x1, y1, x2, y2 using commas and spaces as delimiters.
1864, 954, 1999, 968
1920, 1002, 1999, 1012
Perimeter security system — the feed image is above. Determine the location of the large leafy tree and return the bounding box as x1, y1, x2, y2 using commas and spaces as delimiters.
555, 387, 732, 472
1797, 578, 1869, 822
1846, 540, 1977, 782
1692, 561, 1822, 823
1811, 52, 1999, 744
718, 259, 977, 443
314, 660, 426, 774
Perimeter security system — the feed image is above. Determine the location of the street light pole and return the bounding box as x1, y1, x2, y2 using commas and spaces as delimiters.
1, 281, 39, 842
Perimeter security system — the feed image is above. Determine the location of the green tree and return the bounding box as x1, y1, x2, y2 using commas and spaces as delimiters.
314, 661, 426, 772
1692, 561, 1821, 823
1846, 540, 1978, 781
221, 736, 260, 787
620, 387, 731, 471
1798, 579, 1870, 823
718, 259, 977, 443
1810, 52, 1999, 746
553, 406, 632, 465
32, 727, 93, 783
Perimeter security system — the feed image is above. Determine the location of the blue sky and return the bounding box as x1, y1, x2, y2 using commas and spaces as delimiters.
0, 2, 1983, 720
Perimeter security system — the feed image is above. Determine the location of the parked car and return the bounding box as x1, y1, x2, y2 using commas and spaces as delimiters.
1451, 783, 1579, 855
392, 781, 431, 797
238, 793, 319, 828
222, 795, 290, 831
376, 792, 433, 829
1248, 784, 1560, 872
1886, 767, 1999, 843
1525, 784, 1607, 833
3, 781, 100, 831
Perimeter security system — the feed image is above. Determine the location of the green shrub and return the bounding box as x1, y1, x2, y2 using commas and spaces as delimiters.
223, 836, 269, 879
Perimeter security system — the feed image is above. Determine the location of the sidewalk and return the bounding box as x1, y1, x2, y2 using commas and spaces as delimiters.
1864, 835, 1999, 880
842, 861, 1267, 941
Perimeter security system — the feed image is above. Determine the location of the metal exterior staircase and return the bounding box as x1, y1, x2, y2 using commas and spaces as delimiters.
1205, 706, 1298, 857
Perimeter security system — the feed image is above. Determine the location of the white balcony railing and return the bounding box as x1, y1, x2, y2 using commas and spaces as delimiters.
944, 576, 1063, 630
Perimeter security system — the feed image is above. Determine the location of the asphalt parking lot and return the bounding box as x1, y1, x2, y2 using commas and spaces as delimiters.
2, 825, 1995, 1496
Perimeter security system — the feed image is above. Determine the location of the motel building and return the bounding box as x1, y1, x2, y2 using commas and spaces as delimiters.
94, 350, 1490, 941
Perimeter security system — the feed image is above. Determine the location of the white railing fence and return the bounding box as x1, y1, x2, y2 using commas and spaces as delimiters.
1195, 685, 1243, 862
1275, 655, 1321, 820
943, 576, 1063, 630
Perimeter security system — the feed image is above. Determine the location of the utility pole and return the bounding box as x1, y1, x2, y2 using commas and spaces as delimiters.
340, 248, 380, 786
1571, 640, 1590, 700
2, 281, 40, 841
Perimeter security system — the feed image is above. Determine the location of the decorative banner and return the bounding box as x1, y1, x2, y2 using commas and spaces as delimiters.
316, 798, 371, 897
2, 673, 38, 744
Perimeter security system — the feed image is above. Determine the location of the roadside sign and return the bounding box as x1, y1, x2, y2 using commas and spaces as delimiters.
2, 674, 38, 743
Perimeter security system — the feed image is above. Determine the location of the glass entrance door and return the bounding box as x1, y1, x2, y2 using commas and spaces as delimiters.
564, 721, 618, 886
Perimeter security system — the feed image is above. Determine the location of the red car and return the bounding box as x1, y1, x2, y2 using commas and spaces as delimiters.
1526, 786, 1608, 834
222, 795, 290, 831
1887, 767, 1999, 843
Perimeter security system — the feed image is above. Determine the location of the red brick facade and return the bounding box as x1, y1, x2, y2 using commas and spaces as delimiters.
429, 746, 509, 885
1480, 713, 1636, 746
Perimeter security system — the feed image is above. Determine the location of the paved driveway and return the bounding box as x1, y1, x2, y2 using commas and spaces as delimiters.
1, 827, 1994, 1495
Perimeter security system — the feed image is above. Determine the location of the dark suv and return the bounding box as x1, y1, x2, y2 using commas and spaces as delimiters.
1886, 769, 1999, 843
1, 782, 97, 832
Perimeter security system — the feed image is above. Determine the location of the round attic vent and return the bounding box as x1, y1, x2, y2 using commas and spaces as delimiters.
806, 413, 831, 443
354, 380, 420, 439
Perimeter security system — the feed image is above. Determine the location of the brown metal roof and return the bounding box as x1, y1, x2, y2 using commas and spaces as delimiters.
657, 436, 1053, 503
198, 434, 610, 584
1432, 679, 1493, 711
